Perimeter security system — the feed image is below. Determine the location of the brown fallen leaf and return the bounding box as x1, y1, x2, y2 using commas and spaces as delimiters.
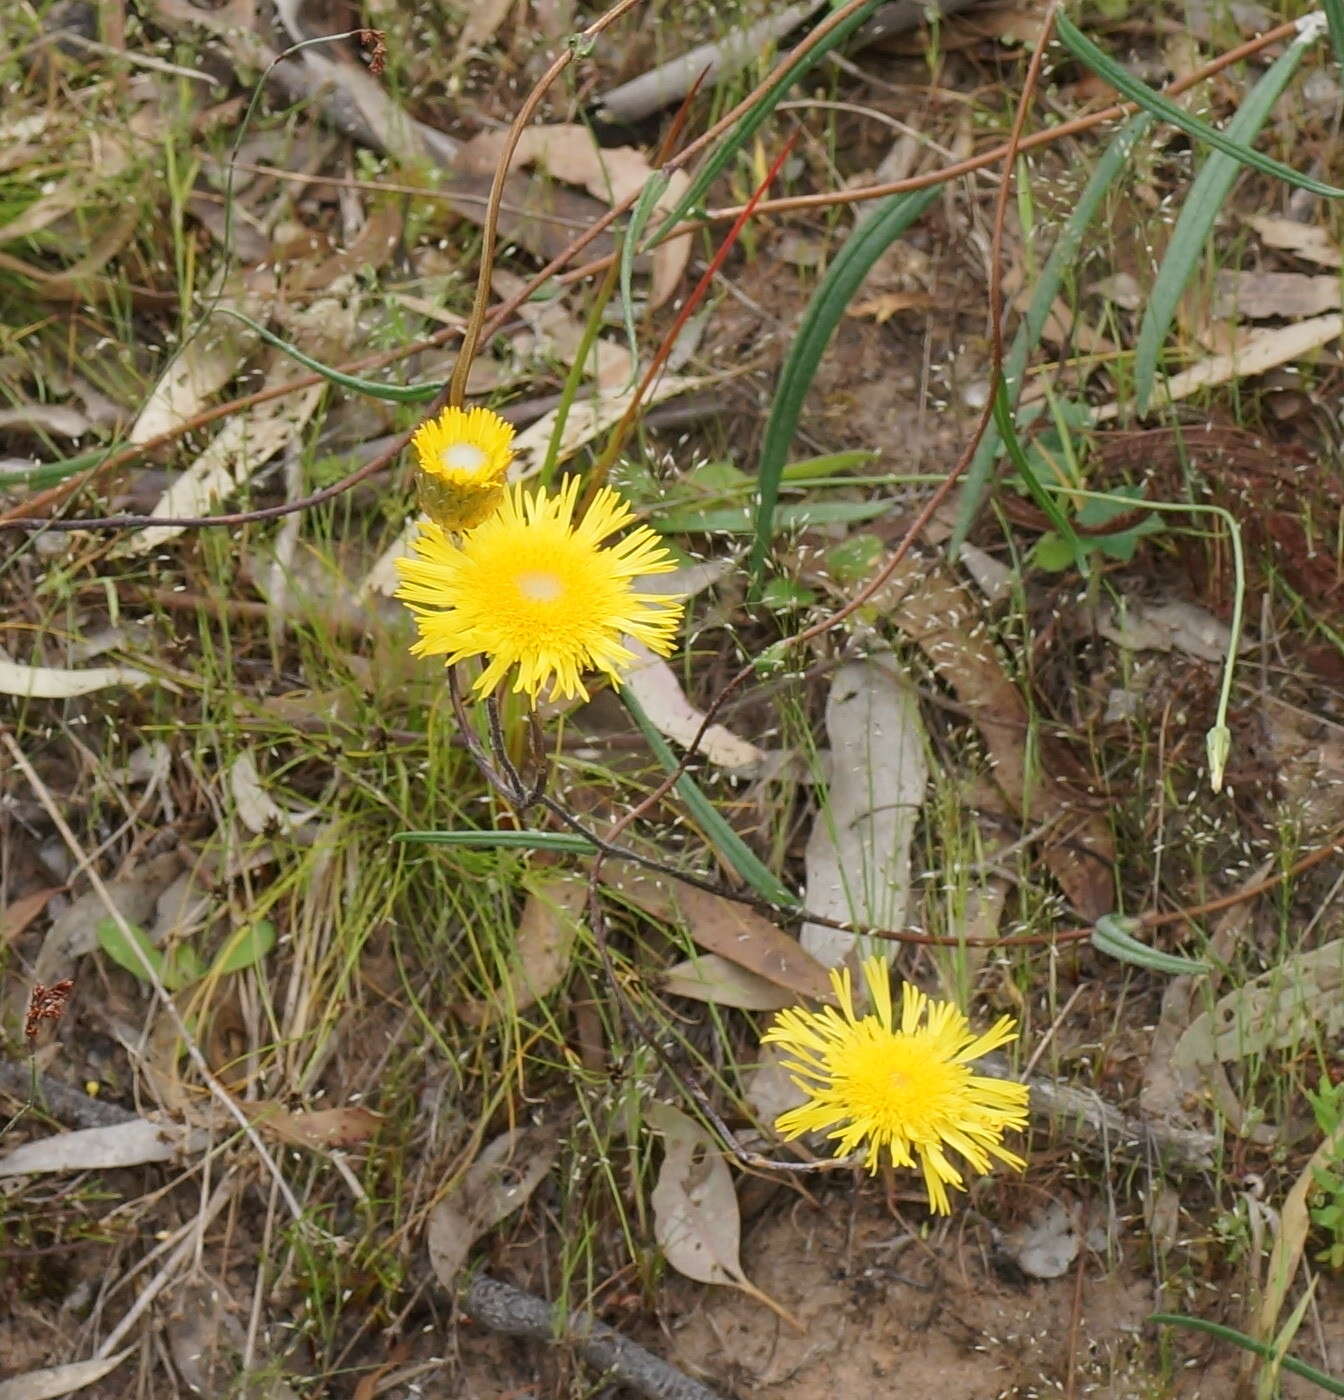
865, 550, 1114, 920
659, 953, 797, 1011
849, 290, 935, 322
247, 1102, 383, 1151
1214, 269, 1340, 321
1244, 212, 1343, 268
2, 886, 62, 946
673, 886, 833, 1003
427, 1125, 559, 1291
648, 1101, 801, 1330
595, 864, 832, 1001
454, 872, 587, 1026
0, 1351, 133, 1400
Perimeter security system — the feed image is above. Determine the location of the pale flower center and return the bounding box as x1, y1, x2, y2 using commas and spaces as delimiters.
441, 442, 487, 474
517, 570, 563, 603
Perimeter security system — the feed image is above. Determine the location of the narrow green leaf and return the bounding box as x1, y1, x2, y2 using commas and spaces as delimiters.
1325, 0, 1344, 76
620, 171, 671, 371
658, 496, 902, 535
991, 382, 1090, 575
1135, 35, 1315, 411
217, 308, 442, 403
1056, 15, 1340, 198
209, 919, 278, 977
622, 690, 799, 908
950, 114, 1150, 551
95, 918, 165, 985
1150, 1315, 1344, 1396
1092, 914, 1209, 976
648, 0, 888, 247
3, 445, 128, 491
749, 184, 941, 591
395, 829, 598, 852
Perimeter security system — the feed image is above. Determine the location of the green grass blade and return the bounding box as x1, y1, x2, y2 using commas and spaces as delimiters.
1150, 1315, 1344, 1396
3, 445, 128, 490
1092, 915, 1209, 976
648, 0, 887, 247
620, 171, 670, 371
1056, 15, 1339, 198
395, 830, 598, 852
1326, 0, 1344, 74
1135, 35, 1315, 412
950, 113, 1151, 551
990, 381, 1090, 575
748, 184, 941, 591
622, 690, 799, 908
217, 308, 442, 403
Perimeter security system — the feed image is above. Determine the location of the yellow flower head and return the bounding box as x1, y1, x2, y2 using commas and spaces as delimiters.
395, 477, 684, 703
410, 406, 515, 532
763, 956, 1029, 1213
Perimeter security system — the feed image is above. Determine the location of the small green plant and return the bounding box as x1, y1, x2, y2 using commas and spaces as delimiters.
1307, 1075, 1344, 1269
95, 917, 276, 993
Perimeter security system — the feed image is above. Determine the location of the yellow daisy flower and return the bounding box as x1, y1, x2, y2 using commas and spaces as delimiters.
395, 477, 684, 703
763, 956, 1029, 1213
410, 406, 515, 532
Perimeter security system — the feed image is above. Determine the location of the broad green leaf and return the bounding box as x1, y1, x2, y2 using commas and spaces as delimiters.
1056, 15, 1340, 198
209, 919, 278, 977
1092, 913, 1209, 976
1135, 33, 1317, 411
96, 917, 166, 985
750, 184, 941, 590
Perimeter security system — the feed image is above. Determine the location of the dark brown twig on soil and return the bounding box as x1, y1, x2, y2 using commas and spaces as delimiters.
460, 1274, 727, 1400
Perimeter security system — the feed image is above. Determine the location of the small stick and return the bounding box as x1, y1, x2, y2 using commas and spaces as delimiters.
461, 1273, 727, 1400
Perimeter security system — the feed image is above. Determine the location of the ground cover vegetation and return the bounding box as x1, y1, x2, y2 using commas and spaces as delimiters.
6, 0, 1344, 1395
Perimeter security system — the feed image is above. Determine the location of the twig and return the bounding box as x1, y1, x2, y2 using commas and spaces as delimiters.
594, 0, 981, 124
460, 1273, 727, 1400
0, 1062, 136, 1131
978, 1054, 1217, 1173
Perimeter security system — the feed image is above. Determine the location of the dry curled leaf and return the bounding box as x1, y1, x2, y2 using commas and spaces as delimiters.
869, 551, 1114, 920
673, 885, 833, 1003
0, 1352, 133, 1400
0, 655, 151, 699
0, 1117, 211, 1178
648, 1101, 800, 1328
454, 872, 587, 1026
426, 1126, 559, 1291
801, 656, 927, 969
623, 639, 765, 775
248, 1103, 383, 1151
659, 953, 796, 1010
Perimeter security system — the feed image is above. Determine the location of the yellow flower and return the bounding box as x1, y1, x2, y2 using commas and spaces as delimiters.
395, 477, 684, 702
410, 406, 514, 531
763, 956, 1029, 1213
